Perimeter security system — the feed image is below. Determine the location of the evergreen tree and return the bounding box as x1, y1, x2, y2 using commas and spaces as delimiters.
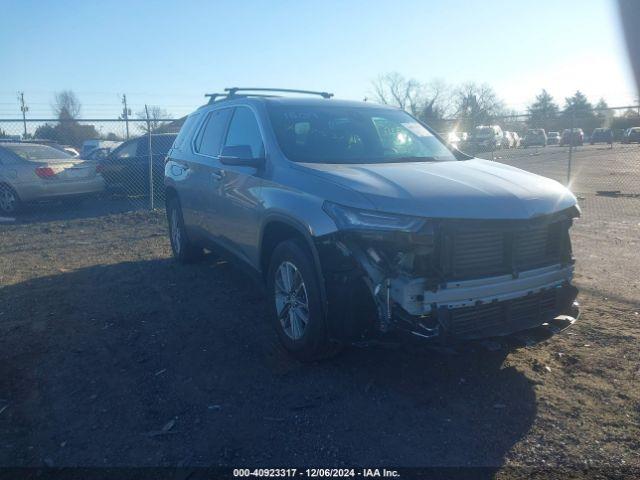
527, 89, 559, 129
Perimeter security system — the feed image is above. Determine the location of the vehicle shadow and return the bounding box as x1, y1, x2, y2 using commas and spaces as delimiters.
0, 257, 536, 469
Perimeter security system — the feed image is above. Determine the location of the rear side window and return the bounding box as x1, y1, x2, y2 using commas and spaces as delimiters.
139, 135, 178, 156
224, 108, 264, 158
1, 144, 71, 161
113, 140, 138, 159
173, 113, 200, 152
196, 108, 232, 156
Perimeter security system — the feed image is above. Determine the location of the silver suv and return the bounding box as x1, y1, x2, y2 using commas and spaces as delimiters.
165, 88, 580, 360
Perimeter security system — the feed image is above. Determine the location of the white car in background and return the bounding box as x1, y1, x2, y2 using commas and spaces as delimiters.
0, 143, 104, 214
502, 131, 515, 149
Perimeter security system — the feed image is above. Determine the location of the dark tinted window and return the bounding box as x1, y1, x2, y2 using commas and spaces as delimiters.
139, 135, 178, 156
224, 108, 264, 158
197, 109, 232, 156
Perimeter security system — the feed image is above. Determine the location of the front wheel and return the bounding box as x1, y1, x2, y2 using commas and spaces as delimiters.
166, 196, 203, 263
0, 184, 20, 215
267, 239, 339, 361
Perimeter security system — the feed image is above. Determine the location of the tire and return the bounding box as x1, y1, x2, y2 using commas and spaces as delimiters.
166, 195, 203, 263
267, 239, 339, 361
0, 184, 20, 215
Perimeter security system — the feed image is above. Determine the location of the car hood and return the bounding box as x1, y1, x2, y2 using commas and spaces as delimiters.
298, 159, 578, 219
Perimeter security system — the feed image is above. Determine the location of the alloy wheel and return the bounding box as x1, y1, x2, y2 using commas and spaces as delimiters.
274, 261, 310, 340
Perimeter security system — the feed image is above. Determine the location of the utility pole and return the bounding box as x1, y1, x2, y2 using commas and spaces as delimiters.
121, 94, 131, 139
18, 92, 28, 139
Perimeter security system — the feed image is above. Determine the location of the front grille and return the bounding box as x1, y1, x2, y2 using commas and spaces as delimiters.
444, 220, 566, 280
452, 230, 506, 278
446, 288, 559, 338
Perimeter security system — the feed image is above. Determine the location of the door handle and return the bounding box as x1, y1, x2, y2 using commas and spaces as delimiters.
211, 170, 225, 181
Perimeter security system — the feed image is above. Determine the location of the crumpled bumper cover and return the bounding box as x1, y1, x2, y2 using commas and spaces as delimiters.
314, 233, 579, 345
393, 284, 579, 345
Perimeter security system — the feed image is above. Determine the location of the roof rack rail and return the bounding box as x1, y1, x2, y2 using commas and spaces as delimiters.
224, 87, 334, 99
204, 92, 283, 105
204, 93, 229, 103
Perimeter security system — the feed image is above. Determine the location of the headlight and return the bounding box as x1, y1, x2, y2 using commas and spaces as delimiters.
323, 201, 426, 233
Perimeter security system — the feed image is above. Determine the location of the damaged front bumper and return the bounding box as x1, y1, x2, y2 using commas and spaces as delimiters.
315, 223, 579, 345
390, 264, 579, 341
393, 279, 579, 342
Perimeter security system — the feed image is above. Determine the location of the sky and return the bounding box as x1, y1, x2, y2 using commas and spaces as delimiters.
0, 0, 637, 120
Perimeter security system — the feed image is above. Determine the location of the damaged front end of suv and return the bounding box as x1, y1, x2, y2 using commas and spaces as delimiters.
316, 201, 580, 345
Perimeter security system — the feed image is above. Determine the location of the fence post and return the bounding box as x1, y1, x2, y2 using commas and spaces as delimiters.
145, 104, 154, 210
567, 107, 575, 186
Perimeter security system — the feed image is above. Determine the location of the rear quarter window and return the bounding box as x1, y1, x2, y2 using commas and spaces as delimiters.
172, 113, 201, 152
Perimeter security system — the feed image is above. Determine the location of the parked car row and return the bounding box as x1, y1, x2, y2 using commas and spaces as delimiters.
0, 134, 177, 215
447, 126, 640, 151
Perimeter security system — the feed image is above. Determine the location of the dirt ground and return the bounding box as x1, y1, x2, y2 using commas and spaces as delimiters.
1, 146, 639, 476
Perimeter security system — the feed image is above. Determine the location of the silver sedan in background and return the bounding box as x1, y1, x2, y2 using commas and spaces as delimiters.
0, 143, 104, 215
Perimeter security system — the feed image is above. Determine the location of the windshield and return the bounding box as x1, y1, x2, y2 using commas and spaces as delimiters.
4, 144, 72, 161
267, 105, 456, 164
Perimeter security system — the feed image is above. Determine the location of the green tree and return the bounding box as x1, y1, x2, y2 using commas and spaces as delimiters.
527, 89, 559, 129
34, 123, 58, 141
595, 98, 612, 127
562, 91, 594, 117
562, 91, 598, 131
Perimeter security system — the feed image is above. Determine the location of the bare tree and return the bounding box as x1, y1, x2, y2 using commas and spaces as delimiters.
136, 106, 170, 133
417, 79, 451, 126
53, 90, 81, 120
371, 72, 425, 115
371, 73, 451, 130
453, 83, 504, 130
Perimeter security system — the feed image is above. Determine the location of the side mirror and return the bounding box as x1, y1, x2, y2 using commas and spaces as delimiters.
219, 145, 264, 168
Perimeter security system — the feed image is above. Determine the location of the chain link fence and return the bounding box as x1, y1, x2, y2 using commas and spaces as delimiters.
1, 106, 639, 222
437, 106, 640, 222
0, 117, 183, 215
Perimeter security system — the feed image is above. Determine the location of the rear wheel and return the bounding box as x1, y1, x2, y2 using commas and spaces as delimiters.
167, 196, 203, 263
0, 184, 20, 215
267, 239, 339, 361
